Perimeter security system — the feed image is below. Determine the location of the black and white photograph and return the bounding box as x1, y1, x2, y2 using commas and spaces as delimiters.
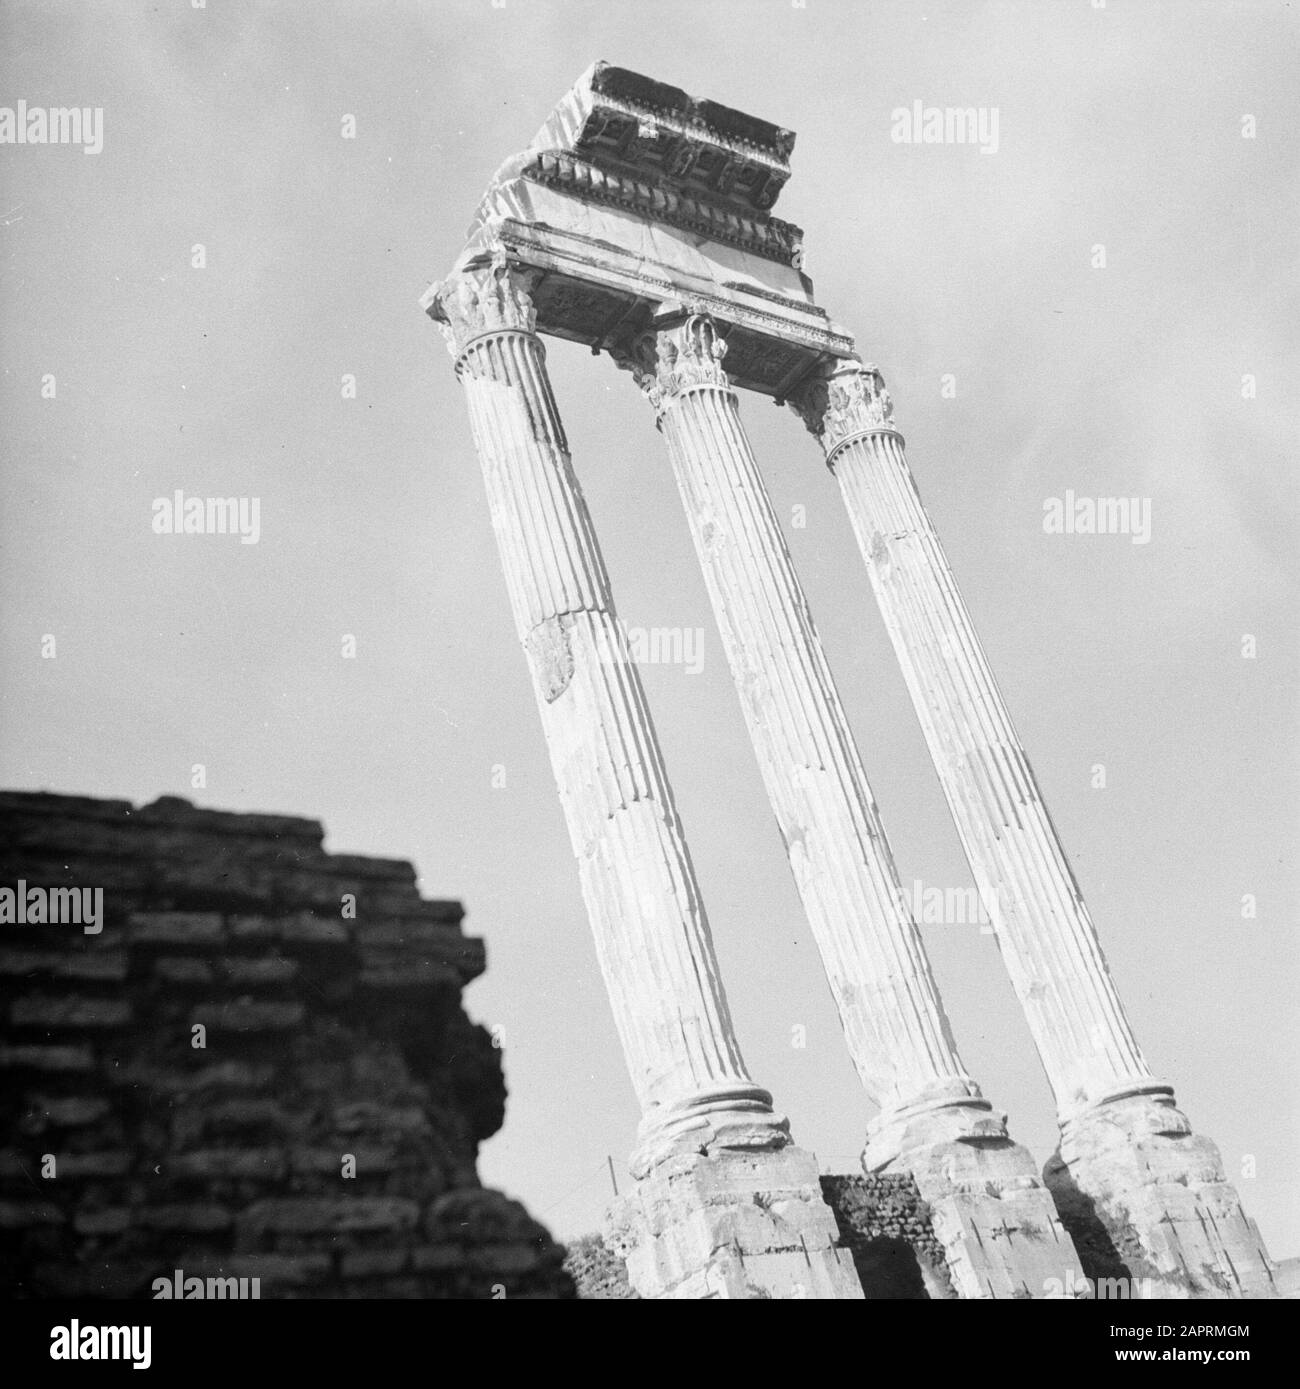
1, 0, 1295, 1357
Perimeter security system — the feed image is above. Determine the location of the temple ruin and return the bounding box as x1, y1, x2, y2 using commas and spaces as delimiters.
424, 62, 1276, 1300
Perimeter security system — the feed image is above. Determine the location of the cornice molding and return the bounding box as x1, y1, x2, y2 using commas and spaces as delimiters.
523, 152, 804, 267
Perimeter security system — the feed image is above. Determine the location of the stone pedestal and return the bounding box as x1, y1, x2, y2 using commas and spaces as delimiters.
1047, 1095, 1276, 1298
606, 1146, 862, 1299
793, 356, 1276, 1298
617, 312, 1080, 1298
874, 1105, 1087, 1300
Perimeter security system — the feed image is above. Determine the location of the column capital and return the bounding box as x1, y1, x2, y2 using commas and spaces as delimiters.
609, 310, 733, 419
428, 254, 542, 360
788, 357, 901, 460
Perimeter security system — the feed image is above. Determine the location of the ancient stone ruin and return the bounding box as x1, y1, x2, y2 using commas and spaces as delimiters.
0, 791, 572, 1299
424, 62, 1277, 1300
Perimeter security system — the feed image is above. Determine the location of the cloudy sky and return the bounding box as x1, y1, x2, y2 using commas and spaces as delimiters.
2, 0, 1296, 1256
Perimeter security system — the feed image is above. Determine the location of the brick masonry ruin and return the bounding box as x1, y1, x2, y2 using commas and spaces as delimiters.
0, 791, 573, 1299
820, 1174, 956, 1300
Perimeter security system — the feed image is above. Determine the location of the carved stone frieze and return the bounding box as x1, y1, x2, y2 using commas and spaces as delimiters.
522, 151, 803, 267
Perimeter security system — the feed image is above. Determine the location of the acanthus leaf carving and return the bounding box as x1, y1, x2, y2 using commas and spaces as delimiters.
606, 328, 664, 414
609, 312, 732, 418
429, 252, 541, 359
789, 359, 897, 454
652, 313, 731, 402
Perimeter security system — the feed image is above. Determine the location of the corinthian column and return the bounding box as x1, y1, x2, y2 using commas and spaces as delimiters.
430, 261, 787, 1177
793, 356, 1275, 1297
615, 311, 1082, 1298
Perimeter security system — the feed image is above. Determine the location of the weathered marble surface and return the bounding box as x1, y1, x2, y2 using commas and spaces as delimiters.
431, 261, 791, 1176
427, 61, 1279, 1299
793, 358, 1276, 1297
606, 1147, 862, 1300
616, 310, 1081, 1298
430, 259, 856, 1297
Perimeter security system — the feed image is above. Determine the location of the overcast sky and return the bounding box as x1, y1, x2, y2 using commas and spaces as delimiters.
2, 0, 1296, 1257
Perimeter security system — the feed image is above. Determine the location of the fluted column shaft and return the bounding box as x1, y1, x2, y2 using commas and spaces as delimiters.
432, 265, 786, 1173
795, 359, 1160, 1119
625, 314, 991, 1141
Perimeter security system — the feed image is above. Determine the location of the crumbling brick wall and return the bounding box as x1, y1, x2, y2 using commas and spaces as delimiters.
563, 1232, 638, 1299
820, 1172, 956, 1299
0, 791, 573, 1298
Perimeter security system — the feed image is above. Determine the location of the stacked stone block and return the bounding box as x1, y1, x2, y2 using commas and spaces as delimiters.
572, 1173, 957, 1299
0, 791, 573, 1299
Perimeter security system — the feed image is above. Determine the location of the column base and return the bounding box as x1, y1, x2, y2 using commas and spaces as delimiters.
605, 1145, 864, 1299
867, 1098, 1087, 1299
863, 1086, 1004, 1168
629, 1083, 793, 1180
1045, 1091, 1277, 1299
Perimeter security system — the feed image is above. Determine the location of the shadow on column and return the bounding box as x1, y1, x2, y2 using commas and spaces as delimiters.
1044, 1159, 1146, 1287
820, 1174, 956, 1300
